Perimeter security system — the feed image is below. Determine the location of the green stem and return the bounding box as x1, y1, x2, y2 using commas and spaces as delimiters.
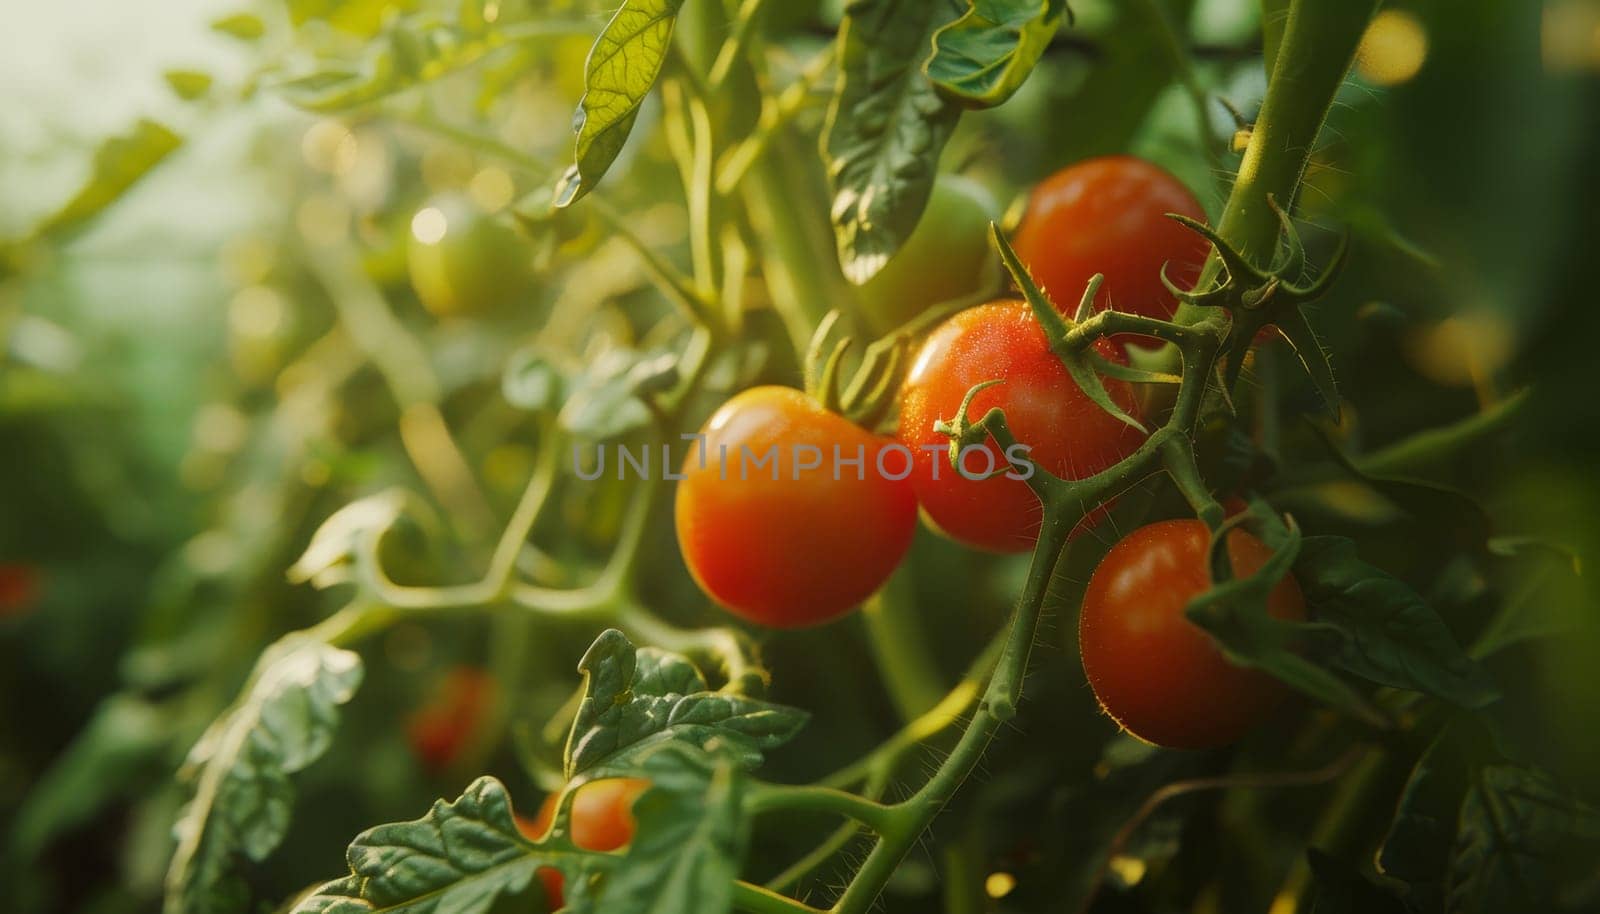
709, 0, 772, 89
765, 769, 889, 893
734, 880, 827, 914
306, 601, 396, 648
833, 514, 1072, 914
1357, 389, 1529, 477
746, 783, 896, 833
1192, 0, 1378, 286
744, 134, 857, 360
716, 45, 836, 196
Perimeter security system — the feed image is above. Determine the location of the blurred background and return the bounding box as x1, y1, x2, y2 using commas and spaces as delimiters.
3, 1, 1600, 912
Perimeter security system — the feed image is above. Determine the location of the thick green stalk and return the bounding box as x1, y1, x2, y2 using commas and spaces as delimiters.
1188, 0, 1378, 297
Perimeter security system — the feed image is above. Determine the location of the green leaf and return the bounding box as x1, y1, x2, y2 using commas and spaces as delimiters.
166, 637, 364, 914
558, 347, 677, 441
1294, 536, 1498, 708
292, 777, 558, 914
925, 0, 1066, 108
553, 0, 686, 208
279, 11, 515, 112
600, 743, 749, 914
1473, 537, 1589, 656
1184, 514, 1389, 727
287, 490, 416, 589
33, 119, 182, 242
503, 347, 568, 414
1447, 765, 1600, 914
210, 12, 266, 40
822, 0, 965, 284
564, 630, 806, 779
1309, 425, 1492, 548
164, 70, 214, 101
296, 752, 750, 914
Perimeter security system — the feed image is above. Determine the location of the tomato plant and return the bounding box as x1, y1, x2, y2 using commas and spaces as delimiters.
676, 386, 917, 627
7, 3, 1598, 914
896, 299, 1143, 552
1079, 519, 1307, 749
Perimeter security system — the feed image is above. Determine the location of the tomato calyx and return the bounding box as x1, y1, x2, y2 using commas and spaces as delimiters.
993, 225, 1151, 434
803, 310, 913, 431
1163, 195, 1349, 418
1183, 498, 1395, 731
929, 378, 1021, 482
904, 222, 1254, 549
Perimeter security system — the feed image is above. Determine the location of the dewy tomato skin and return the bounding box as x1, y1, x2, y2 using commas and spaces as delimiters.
675, 386, 917, 628
1079, 520, 1307, 749
1013, 156, 1209, 333
895, 300, 1144, 553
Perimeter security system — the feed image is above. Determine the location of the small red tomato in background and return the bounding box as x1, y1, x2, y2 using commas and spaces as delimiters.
405, 667, 495, 772
0, 563, 41, 619
895, 300, 1145, 553
675, 387, 917, 628
1013, 156, 1210, 338
1078, 519, 1306, 749
516, 778, 651, 912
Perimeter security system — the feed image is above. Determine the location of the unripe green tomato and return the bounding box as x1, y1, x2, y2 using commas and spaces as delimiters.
857, 174, 998, 334
405, 194, 534, 318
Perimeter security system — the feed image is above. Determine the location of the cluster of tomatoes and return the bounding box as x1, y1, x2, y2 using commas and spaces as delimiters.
677, 156, 1306, 751
494, 159, 1305, 892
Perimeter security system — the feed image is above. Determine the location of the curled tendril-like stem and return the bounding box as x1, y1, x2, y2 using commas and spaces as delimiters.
815, 336, 855, 414
802, 309, 842, 397
1162, 202, 1348, 312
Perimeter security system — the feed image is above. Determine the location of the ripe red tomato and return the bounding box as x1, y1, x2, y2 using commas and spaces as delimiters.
405, 667, 495, 772
895, 300, 1144, 553
1078, 519, 1307, 749
675, 387, 917, 627
1012, 156, 1209, 339
517, 778, 651, 911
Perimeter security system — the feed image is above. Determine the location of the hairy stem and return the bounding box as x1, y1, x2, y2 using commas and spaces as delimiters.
1191, 0, 1379, 286
833, 513, 1072, 913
